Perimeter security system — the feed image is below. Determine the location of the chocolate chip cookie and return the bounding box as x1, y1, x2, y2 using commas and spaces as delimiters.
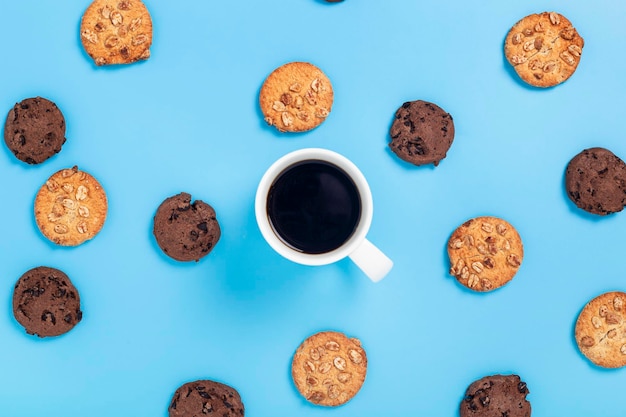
259, 62, 334, 132
168, 380, 244, 417
291, 330, 367, 407
504, 12, 584, 87
80, 0, 153, 66
460, 374, 531, 417
389, 100, 455, 166
12, 266, 83, 338
448, 216, 523, 292
575, 291, 626, 368
34, 166, 108, 246
565, 147, 626, 215
153, 192, 221, 262
4, 97, 66, 164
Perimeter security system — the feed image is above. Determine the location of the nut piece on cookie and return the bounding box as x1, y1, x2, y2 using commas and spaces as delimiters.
80, 0, 153, 66
291, 330, 367, 407
168, 380, 244, 417
4, 97, 67, 164
34, 166, 108, 246
575, 291, 626, 368
504, 11, 584, 87
447, 216, 523, 292
388, 100, 455, 166
259, 62, 334, 133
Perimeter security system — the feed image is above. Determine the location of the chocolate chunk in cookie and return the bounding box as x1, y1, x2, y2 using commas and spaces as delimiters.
291, 330, 367, 407
389, 100, 455, 166
12, 266, 83, 338
168, 380, 244, 417
4, 97, 66, 164
259, 62, 334, 132
153, 192, 221, 262
565, 147, 626, 215
460, 374, 531, 417
575, 291, 626, 368
34, 166, 108, 246
448, 216, 523, 292
504, 12, 584, 87
80, 0, 153, 66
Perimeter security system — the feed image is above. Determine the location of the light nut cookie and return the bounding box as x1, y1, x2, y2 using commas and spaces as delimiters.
80, 0, 153, 66
291, 330, 367, 407
504, 12, 584, 87
34, 166, 108, 246
448, 216, 523, 292
259, 62, 333, 132
575, 291, 626, 368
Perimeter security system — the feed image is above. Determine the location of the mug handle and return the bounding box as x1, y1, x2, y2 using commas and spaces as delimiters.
348, 238, 393, 282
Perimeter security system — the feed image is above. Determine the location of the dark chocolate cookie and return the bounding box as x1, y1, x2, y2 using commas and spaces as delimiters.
153, 192, 221, 262
168, 380, 244, 417
565, 147, 626, 215
389, 100, 455, 166
460, 374, 531, 417
12, 266, 83, 338
4, 97, 66, 164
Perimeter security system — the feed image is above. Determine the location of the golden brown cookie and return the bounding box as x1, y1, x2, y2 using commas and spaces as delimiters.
259, 62, 334, 132
291, 331, 367, 407
80, 0, 153, 66
504, 12, 584, 87
575, 291, 626, 368
34, 166, 108, 246
448, 216, 523, 292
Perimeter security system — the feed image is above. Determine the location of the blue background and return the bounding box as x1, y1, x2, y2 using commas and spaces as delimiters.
1, 0, 625, 415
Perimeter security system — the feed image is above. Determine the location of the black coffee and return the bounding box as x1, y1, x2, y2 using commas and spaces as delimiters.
267, 160, 361, 254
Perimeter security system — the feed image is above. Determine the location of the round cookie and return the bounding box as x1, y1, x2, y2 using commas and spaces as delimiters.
460, 374, 531, 417
504, 11, 584, 88
389, 100, 455, 166
291, 330, 367, 407
12, 266, 83, 338
259, 62, 334, 133
168, 380, 244, 417
80, 0, 153, 66
565, 147, 626, 215
153, 192, 221, 262
448, 216, 523, 292
575, 291, 626, 368
34, 166, 108, 246
4, 97, 66, 164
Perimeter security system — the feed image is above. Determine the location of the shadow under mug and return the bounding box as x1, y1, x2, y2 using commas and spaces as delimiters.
255, 148, 393, 282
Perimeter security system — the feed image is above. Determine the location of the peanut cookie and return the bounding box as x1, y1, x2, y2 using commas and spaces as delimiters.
504, 12, 584, 87
291, 330, 367, 407
13, 266, 83, 338
80, 0, 153, 66
153, 192, 221, 262
4, 97, 66, 164
448, 216, 523, 292
460, 374, 531, 417
34, 166, 108, 246
389, 100, 455, 166
575, 291, 626, 368
168, 380, 244, 417
259, 62, 333, 132
565, 147, 626, 215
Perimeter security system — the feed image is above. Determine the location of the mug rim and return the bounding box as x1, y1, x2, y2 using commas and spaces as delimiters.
255, 148, 373, 266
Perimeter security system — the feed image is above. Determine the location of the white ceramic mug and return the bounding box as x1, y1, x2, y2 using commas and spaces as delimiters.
255, 148, 393, 282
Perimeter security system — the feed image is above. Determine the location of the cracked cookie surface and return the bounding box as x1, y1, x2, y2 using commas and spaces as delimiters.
80, 0, 153, 66
291, 330, 367, 407
575, 291, 626, 368
12, 266, 82, 338
504, 11, 584, 87
460, 374, 531, 417
260, 62, 333, 132
168, 380, 244, 417
448, 216, 523, 292
35, 166, 108, 246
